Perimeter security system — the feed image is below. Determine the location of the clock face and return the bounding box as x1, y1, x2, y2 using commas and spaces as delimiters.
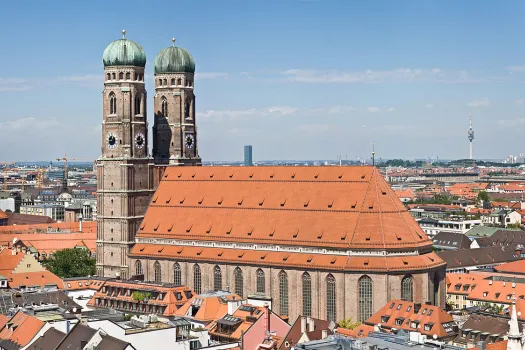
184, 134, 195, 149
135, 133, 145, 149
106, 133, 117, 149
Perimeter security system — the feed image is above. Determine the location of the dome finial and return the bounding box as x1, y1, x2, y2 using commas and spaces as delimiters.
172, 38, 176, 46
122, 29, 126, 38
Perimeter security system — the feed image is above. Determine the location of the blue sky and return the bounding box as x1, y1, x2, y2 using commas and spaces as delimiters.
1, 0, 525, 162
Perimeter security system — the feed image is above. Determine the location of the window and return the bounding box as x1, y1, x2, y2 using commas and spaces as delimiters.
154, 261, 161, 283
119, 72, 124, 80
109, 92, 116, 114
106, 73, 110, 81
125, 72, 130, 80
256, 269, 265, 294
395, 318, 403, 326
135, 96, 141, 115
359, 275, 373, 322
171, 78, 175, 85
326, 274, 336, 322
401, 275, 413, 302
177, 78, 182, 85
428, 310, 433, 316
163, 79, 167, 86
279, 271, 289, 316
396, 304, 402, 310
193, 264, 201, 294
158, 79, 162, 86
390, 302, 395, 309
112, 73, 116, 80
161, 97, 168, 117
302, 272, 312, 317
213, 265, 222, 291
173, 263, 181, 285
135, 260, 142, 276
234, 267, 243, 297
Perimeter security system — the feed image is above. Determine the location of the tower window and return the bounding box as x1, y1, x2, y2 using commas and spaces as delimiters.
119, 72, 124, 80
161, 96, 168, 118
109, 92, 117, 114
158, 79, 162, 87
106, 73, 110, 81
135, 96, 141, 115
125, 72, 130, 80
163, 79, 167, 86
112, 73, 116, 80
177, 78, 182, 86
171, 78, 175, 86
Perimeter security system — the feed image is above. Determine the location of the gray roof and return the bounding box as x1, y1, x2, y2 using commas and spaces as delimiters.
27, 328, 66, 350
465, 226, 501, 238
56, 323, 96, 350
432, 232, 472, 250
438, 245, 521, 269
96, 334, 131, 350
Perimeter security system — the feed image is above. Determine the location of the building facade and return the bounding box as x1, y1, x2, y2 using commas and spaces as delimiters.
96, 32, 156, 279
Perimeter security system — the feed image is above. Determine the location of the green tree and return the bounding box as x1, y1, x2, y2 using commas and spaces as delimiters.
477, 191, 489, 203
43, 248, 95, 278
338, 318, 361, 330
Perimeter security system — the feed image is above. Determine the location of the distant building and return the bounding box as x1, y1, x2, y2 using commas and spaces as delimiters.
244, 145, 253, 166
20, 203, 64, 221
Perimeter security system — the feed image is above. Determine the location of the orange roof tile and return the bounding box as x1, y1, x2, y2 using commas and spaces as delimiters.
335, 324, 374, 338
0, 210, 8, 220
487, 340, 508, 350
494, 260, 525, 275
0, 315, 8, 330
365, 299, 455, 339
467, 279, 525, 304
0, 230, 95, 254
175, 292, 242, 322
6, 270, 64, 289
0, 221, 95, 234
136, 167, 434, 251
0, 311, 45, 347
446, 273, 485, 296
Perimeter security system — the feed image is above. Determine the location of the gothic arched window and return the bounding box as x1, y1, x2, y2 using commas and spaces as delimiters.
109, 92, 116, 115
171, 78, 175, 86
193, 264, 201, 294
401, 275, 413, 302
234, 267, 243, 297
173, 263, 181, 285
214, 265, 222, 291
119, 72, 124, 80
112, 72, 116, 80
256, 269, 265, 294
163, 79, 167, 86
177, 78, 182, 85
279, 271, 289, 316
135, 95, 141, 115
153, 261, 161, 283
125, 72, 130, 80
359, 275, 373, 322
161, 97, 168, 118
302, 272, 312, 317
326, 274, 336, 322
106, 73, 110, 81
135, 260, 142, 276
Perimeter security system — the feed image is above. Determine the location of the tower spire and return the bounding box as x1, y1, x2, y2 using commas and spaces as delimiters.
468, 113, 475, 160
372, 141, 376, 166
122, 29, 126, 39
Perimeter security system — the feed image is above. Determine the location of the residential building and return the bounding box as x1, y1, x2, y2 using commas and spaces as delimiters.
175, 291, 243, 328
482, 209, 521, 227
0, 311, 46, 350
279, 317, 335, 350
445, 273, 485, 309
432, 232, 473, 251
87, 279, 194, 317
453, 314, 509, 348
20, 204, 64, 222
438, 246, 521, 273
417, 217, 481, 238
62, 276, 107, 310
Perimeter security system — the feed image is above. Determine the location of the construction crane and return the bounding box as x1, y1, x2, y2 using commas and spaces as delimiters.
56, 154, 91, 192
36, 168, 48, 189
1, 162, 15, 191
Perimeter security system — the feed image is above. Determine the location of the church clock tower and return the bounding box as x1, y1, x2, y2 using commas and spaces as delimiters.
152, 38, 201, 166
96, 31, 155, 278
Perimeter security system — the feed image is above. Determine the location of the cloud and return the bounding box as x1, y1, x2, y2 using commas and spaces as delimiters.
367, 107, 381, 113
280, 68, 478, 83
388, 107, 395, 112
195, 72, 229, 80
507, 65, 525, 72
516, 99, 525, 105
498, 118, 525, 127
0, 78, 32, 92
425, 104, 434, 109
295, 124, 335, 133
0, 118, 58, 130
197, 105, 354, 120
467, 97, 490, 108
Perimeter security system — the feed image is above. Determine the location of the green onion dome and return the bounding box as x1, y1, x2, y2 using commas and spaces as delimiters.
154, 38, 195, 74
103, 30, 146, 67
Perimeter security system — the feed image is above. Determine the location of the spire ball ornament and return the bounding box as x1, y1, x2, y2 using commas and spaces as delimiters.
172, 38, 176, 46
122, 29, 126, 38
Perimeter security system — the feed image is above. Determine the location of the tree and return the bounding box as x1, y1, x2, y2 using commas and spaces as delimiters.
43, 248, 95, 278
477, 191, 489, 203
338, 318, 361, 330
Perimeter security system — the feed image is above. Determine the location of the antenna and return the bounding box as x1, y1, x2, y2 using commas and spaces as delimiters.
371, 141, 376, 166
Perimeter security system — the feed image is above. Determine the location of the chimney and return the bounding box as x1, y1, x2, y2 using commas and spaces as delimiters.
80, 340, 87, 349
414, 303, 421, 314
489, 280, 493, 285
301, 317, 307, 333
265, 304, 270, 335
308, 317, 315, 332
78, 214, 83, 232
322, 330, 328, 339
66, 320, 71, 334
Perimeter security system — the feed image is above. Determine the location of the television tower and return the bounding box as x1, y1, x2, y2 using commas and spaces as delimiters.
468, 113, 475, 159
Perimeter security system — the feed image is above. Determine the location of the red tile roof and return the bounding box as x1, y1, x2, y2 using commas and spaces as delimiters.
175, 292, 242, 322
0, 210, 8, 220
494, 260, 525, 275
335, 324, 374, 338
365, 299, 455, 339
0, 311, 45, 347
0, 249, 63, 289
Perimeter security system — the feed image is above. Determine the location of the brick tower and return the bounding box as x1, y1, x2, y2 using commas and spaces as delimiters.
152, 38, 201, 166
96, 31, 156, 278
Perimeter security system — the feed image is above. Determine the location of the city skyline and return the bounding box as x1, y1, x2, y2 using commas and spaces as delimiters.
2, 1, 525, 161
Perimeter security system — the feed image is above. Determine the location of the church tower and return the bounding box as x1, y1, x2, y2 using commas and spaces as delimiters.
152, 38, 201, 166
96, 31, 156, 279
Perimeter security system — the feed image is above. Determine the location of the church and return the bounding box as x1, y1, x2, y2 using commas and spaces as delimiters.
95, 31, 446, 324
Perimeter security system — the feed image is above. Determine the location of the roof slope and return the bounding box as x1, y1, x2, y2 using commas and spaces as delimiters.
0, 311, 45, 347
137, 166, 433, 251
27, 328, 66, 350
438, 246, 520, 269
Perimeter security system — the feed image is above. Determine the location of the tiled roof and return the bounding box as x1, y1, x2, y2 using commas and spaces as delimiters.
0, 210, 8, 220
0, 221, 95, 234
364, 299, 456, 339
0, 315, 8, 330
26, 328, 66, 350
335, 324, 374, 338
6, 213, 55, 225
495, 260, 525, 275
130, 243, 444, 273
175, 291, 242, 322
446, 273, 484, 296
209, 304, 265, 340
136, 166, 434, 251
438, 246, 520, 269
467, 279, 525, 304
454, 314, 509, 346
0, 311, 45, 347
432, 232, 472, 250
279, 317, 334, 349
62, 277, 106, 291
56, 323, 96, 350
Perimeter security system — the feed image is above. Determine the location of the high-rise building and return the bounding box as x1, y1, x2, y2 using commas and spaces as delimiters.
468, 114, 475, 160
244, 145, 253, 166
152, 38, 201, 166
96, 31, 156, 279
